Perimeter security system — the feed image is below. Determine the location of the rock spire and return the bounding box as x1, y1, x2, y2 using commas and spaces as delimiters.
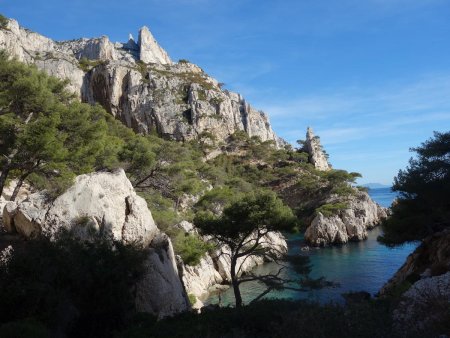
138, 26, 172, 64
305, 127, 331, 171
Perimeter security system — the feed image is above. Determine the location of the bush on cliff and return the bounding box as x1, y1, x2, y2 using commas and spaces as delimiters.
0, 14, 8, 29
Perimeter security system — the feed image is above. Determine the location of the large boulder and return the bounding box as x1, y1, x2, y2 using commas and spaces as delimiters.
136, 234, 190, 318
305, 191, 387, 246
3, 169, 158, 245
2, 169, 190, 317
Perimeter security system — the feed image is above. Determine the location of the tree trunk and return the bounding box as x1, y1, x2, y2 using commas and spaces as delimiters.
0, 167, 10, 198
10, 171, 30, 201
230, 256, 243, 308
0, 112, 34, 198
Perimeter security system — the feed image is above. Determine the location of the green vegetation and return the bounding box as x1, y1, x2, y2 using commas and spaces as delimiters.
315, 202, 348, 217
0, 14, 8, 29
116, 299, 400, 338
78, 57, 105, 72
148, 64, 216, 91
188, 293, 197, 306
0, 233, 146, 338
135, 60, 150, 83
379, 131, 450, 245
178, 59, 190, 64
173, 233, 214, 266
0, 54, 372, 322
0, 51, 117, 199
194, 190, 313, 307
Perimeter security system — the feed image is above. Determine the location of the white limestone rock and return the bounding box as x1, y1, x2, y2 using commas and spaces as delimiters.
138, 26, 172, 64
0, 18, 85, 96
305, 191, 387, 246
58, 36, 117, 61
2, 169, 190, 318
0, 16, 283, 148
136, 233, 190, 318
305, 127, 331, 171
393, 272, 450, 335
179, 253, 224, 300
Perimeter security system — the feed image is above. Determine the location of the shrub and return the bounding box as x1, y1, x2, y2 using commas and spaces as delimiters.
139, 191, 180, 231
0, 319, 49, 338
173, 232, 213, 266
315, 202, 348, 217
0, 235, 146, 337
0, 14, 8, 29
78, 57, 104, 72
188, 293, 197, 306
195, 186, 237, 213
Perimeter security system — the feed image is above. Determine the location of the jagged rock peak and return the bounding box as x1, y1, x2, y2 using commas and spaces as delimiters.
305, 127, 331, 171
138, 26, 172, 64
0, 16, 281, 147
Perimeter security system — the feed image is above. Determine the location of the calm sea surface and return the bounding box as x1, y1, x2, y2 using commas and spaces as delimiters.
206, 187, 418, 305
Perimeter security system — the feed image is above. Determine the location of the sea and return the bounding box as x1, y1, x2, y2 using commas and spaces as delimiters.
205, 187, 418, 305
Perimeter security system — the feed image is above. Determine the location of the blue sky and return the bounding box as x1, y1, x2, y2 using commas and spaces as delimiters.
2, 0, 450, 184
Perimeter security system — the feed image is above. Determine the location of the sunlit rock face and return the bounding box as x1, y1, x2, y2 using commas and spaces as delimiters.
304, 191, 387, 246
0, 17, 282, 148
304, 127, 331, 171
2, 169, 190, 318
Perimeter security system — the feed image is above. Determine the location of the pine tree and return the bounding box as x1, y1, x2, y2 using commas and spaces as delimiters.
0, 52, 116, 198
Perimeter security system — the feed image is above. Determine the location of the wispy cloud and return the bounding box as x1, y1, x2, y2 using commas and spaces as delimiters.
260, 73, 450, 121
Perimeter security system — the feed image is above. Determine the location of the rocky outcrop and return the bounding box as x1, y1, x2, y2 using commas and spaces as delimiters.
0, 17, 282, 147
138, 26, 172, 64
2, 169, 190, 317
304, 127, 331, 171
304, 191, 387, 246
379, 229, 450, 297
136, 233, 190, 318
175, 221, 288, 305
393, 272, 450, 335
378, 230, 450, 336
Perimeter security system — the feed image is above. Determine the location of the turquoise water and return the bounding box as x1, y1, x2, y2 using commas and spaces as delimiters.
206, 187, 418, 305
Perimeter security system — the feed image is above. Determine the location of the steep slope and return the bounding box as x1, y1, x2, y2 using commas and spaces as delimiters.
0, 17, 281, 146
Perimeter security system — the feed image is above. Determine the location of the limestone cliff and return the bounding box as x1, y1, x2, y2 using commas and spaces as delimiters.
379, 230, 450, 335
379, 229, 450, 297
2, 169, 190, 318
0, 17, 281, 146
304, 191, 387, 246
